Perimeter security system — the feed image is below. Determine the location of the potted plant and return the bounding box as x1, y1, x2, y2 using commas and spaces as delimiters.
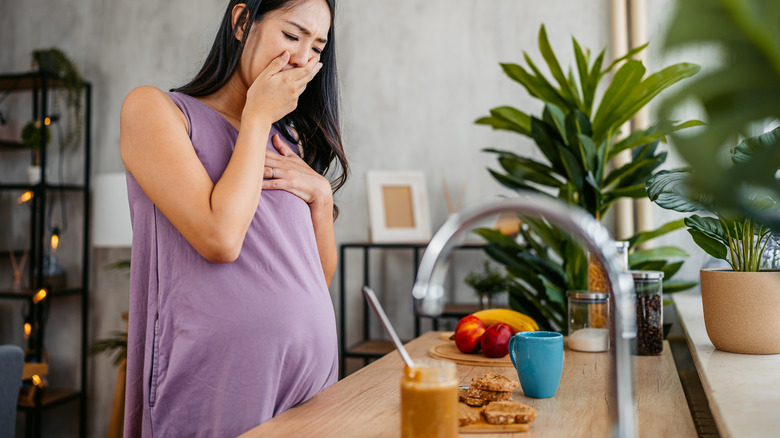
31, 48, 84, 151
647, 127, 780, 354
20, 119, 50, 183
464, 261, 508, 309
474, 24, 700, 331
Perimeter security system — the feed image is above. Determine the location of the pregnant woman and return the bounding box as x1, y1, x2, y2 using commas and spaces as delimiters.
119, 0, 348, 436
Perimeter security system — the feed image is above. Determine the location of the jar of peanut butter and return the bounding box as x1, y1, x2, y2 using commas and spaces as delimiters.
400, 359, 458, 438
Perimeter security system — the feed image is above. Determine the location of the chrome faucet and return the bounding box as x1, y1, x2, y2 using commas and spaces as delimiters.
412, 194, 637, 438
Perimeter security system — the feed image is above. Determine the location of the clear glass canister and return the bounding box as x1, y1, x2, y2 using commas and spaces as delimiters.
587, 241, 630, 293
567, 291, 610, 352
400, 359, 458, 438
631, 270, 664, 356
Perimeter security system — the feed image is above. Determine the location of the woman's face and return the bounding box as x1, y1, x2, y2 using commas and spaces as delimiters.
237, 0, 330, 87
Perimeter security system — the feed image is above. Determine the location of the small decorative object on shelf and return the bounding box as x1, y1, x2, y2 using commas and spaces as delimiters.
9, 249, 28, 293
464, 261, 508, 310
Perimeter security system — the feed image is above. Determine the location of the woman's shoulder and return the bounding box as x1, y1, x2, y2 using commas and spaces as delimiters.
121, 86, 187, 130
122, 86, 174, 113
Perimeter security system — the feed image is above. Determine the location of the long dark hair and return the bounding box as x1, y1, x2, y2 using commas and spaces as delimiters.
173, 0, 348, 216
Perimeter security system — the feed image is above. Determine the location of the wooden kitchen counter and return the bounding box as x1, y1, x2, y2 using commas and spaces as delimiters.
240, 332, 695, 437
674, 292, 780, 438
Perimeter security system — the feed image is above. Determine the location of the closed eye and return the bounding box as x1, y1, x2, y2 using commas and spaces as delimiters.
283, 32, 298, 42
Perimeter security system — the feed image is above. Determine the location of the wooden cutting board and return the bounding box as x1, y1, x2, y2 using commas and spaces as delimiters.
428, 342, 514, 367
460, 421, 530, 434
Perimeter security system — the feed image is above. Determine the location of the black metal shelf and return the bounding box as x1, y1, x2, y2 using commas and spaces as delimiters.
17, 388, 82, 411
0, 139, 27, 150
0, 72, 72, 92
0, 182, 87, 191
0, 69, 91, 438
337, 241, 486, 378
0, 287, 86, 301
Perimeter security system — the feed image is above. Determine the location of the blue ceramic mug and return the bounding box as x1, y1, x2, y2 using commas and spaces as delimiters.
508, 331, 564, 399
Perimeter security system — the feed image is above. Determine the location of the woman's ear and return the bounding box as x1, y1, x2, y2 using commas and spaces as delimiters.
231, 3, 249, 42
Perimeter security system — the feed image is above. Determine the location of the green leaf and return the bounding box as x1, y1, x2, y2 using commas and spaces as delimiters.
629, 260, 668, 271
484, 149, 560, 177
474, 227, 524, 249
507, 282, 561, 331
488, 169, 540, 193
602, 42, 649, 74
498, 156, 563, 188
519, 224, 547, 256
578, 134, 598, 173
660, 260, 685, 280
538, 24, 579, 109
602, 183, 649, 210
530, 117, 567, 175
572, 37, 593, 114
501, 62, 569, 109
585, 49, 605, 114
646, 169, 710, 213
605, 157, 664, 189
557, 144, 586, 195
732, 126, 780, 166
515, 251, 566, 285
628, 219, 686, 249
592, 60, 646, 142
609, 119, 705, 160
662, 281, 698, 294
475, 106, 533, 136
523, 218, 568, 259
628, 246, 689, 265
484, 244, 527, 272
544, 285, 566, 306
563, 240, 588, 290
542, 104, 568, 141
684, 215, 730, 244
688, 229, 729, 261
606, 63, 700, 135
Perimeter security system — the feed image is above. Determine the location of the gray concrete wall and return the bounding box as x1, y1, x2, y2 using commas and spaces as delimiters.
0, 0, 707, 436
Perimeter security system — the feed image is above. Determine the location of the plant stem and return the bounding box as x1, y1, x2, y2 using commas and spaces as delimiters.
741, 222, 749, 271
724, 219, 739, 270
750, 221, 758, 271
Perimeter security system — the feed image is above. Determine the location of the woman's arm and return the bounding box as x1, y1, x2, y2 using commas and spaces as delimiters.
120, 85, 271, 263
120, 52, 321, 263
262, 135, 337, 285
309, 195, 337, 286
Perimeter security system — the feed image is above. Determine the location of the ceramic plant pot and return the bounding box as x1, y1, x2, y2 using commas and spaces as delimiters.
700, 268, 780, 354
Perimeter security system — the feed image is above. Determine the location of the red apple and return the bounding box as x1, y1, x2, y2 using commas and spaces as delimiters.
454, 315, 486, 354
481, 323, 513, 358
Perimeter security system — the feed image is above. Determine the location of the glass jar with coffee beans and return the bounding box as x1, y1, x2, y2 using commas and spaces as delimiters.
630, 270, 664, 356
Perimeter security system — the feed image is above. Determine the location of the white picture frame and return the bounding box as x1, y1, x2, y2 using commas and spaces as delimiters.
366, 170, 431, 243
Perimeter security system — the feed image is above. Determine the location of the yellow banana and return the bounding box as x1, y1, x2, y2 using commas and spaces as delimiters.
472, 308, 539, 332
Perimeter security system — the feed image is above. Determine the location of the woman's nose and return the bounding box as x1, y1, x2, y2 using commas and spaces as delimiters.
288, 49, 310, 68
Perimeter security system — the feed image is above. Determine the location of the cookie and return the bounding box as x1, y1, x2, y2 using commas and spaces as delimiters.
470, 372, 519, 392
482, 401, 537, 425
458, 387, 490, 407
458, 402, 482, 426
467, 386, 513, 401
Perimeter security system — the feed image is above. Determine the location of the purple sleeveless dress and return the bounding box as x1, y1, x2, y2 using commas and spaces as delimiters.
123, 92, 338, 437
